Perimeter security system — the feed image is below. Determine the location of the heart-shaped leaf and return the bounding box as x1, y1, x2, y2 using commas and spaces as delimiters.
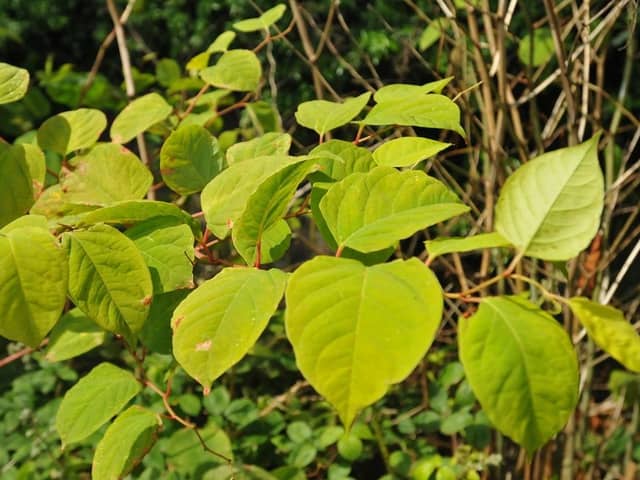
200, 49, 262, 92
295, 93, 371, 137
111, 93, 172, 143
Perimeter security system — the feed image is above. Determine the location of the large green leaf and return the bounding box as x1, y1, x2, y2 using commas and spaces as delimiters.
285, 256, 443, 427
0, 144, 34, 227
233, 4, 287, 32
21, 143, 46, 193
110, 93, 173, 144
160, 125, 224, 195
319, 166, 469, 252
295, 92, 371, 137
495, 135, 603, 260
458, 296, 579, 453
0, 62, 29, 104
172, 267, 286, 392
226, 132, 292, 165
201, 154, 303, 238
92, 406, 161, 480
425, 232, 510, 259
361, 95, 464, 136
372, 137, 451, 167
373, 78, 453, 103
59, 143, 152, 205
200, 49, 262, 92
63, 224, 153, 341
0, 224, 67, 346
56, 362, 141, 446
569, 297, 640, 373
45, 308, 107, 362
125, 216, 195, 293
37, 109, 107, 155
309, 140, 376, 182
232, 161, 313, 265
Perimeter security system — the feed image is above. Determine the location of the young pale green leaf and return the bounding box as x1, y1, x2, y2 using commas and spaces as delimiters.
373, 78, 453, 103
459, 296, 579, 453
569, 297, 640, 373
125, 216, 195, 293
110, 93, 172, 143
45, 308, 107, 362
320, 166, 469, 252
92, 406, 161, 480
37, 109, 107, 155
285, 256, 443, 427
77, 200, 199, 235
0, 213, 48, 233
425, 232, 510, 259
139, 289, 189, 355
53, 143, 152, 206
160, 125, 224, 195
233, 4, 287, 32
0, 62, 29, 104
418, 18, 449, 51
495, 135, 603, 260
361, 95, 464, 136
64, 224, 153, 341
232, 161, 314, 265
295, 92, 371, 137
200, 49, 262, 92
0, 226, 67, 346
201, 154, 303, 238
172, 267, 286, 392
0, 144, 34, 227
56, 362, 141, 446
208, 30, 237, 53
226, 132, 292, 164
15, 143, 46, 194
309, 140, 376, 181
518, 28, 555, 67
372, 137, 451, 167
186, 51, 211, 73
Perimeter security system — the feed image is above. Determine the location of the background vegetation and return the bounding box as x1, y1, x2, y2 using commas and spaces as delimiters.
1, 0, 638, 479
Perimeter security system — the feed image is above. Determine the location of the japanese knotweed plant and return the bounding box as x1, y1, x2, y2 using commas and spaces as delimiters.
1, 11, 639, 477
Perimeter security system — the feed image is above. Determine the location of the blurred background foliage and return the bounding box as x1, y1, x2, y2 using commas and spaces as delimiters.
1, 0, 639, 479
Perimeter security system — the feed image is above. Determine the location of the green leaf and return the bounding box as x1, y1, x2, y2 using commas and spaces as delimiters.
495, 135, 603, 260
256, 218, 291, 265
186, 51, 212, 73
232, 161, 314, 265
0, 225, 67, 346
156, 58, 181, 87
52, 143, 152, 206
21, 143, 46, 193
295, 92, 371, 137
125, 216, 195, 293
172, 267, 286, 392
459, 296, 579, 453
37, 108, 107, 155
163, 421, 232, 473
425, 232, 510, 259
337, 432, 363, 461
45, 308, 107, 362
233, 4, 287, 32
78, 200, 198, 234
0, 144, 34, 227
92, 406, 161, 480
110, 93, 173, 143
372, 137, 451, 167
0, 213, 48, 232
56, 362, 141, 446
208, 31, 237, 53
320, 166, 469, 252
0, 62, 29, 104
373, 78, 453, 103
139, 289, 189, 355
569, 297, 640, 373
518, 28, 555, 67
200, 49, 262, 92
226, 132, 292, 164
201, 154, 303, 238
160, 125, 224, 196
63, 224, 153, 340
285, 256, 443, 426
309, 139, 376, 181
418, 18, 449, 51
361, 95, 465, 136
